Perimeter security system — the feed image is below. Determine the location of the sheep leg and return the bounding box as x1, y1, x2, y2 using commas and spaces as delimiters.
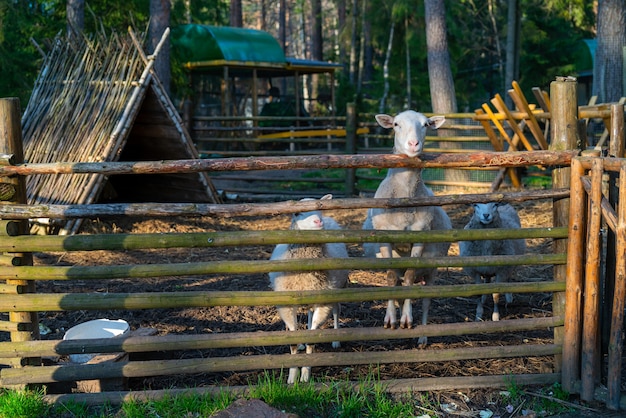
492, 292, 501, 321
492, 271, 510, 321
417, 297, 431, 346
399, 269, 415, 329
473, 274, 486, 322
331, 303, 341, 349
277, 306, 301, 384
384, 270, 400, 328
301, 305, 334, 383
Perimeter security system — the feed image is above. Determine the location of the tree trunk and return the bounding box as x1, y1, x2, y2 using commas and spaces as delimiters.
593, 0, 626, 103
379, 21, 395, 114
279, 0, 287, 51
149, 0, 171, 97
336, 0, 348, 70
230, 0, 243, 27
311, 0, 323, 110
424, 0, 457, 113
357, 0, 367, 94
424, 0, 462, 187
405, 15, 411, 108
349, 0, 359, 85
66, 0, 84, 42
504, 0, 519, 106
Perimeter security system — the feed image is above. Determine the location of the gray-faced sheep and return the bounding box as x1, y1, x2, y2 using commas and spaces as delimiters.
459, 202, 526, 321
362, 110, 451, 345
269, 194, 349, 384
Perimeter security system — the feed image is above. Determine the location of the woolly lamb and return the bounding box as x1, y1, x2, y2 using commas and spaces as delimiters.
269, 194, 349, 384
362, 110, 451, 345
459, 202, 526, 321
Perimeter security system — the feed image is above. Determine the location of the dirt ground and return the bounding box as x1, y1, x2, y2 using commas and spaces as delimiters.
15, 198, 625, 415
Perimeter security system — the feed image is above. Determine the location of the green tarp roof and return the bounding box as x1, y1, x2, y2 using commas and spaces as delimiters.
171, 24, 341, 76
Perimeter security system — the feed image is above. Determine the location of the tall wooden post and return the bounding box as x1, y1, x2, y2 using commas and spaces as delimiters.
0, 98, 39, 363
580, 158, 603, 401
550, 77, 580, 392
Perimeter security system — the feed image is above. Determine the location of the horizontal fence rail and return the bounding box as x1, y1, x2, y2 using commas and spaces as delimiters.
0, 281, 566, 312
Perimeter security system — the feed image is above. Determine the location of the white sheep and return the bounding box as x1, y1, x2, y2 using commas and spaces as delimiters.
269, 194, 349, 384
459, 202, 526, 321
362, 110, 451, 345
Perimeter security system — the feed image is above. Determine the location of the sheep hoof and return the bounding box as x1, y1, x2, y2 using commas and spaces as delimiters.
492, 312, 500, 321
287, 367, 299, 384
300, 367, 311, 383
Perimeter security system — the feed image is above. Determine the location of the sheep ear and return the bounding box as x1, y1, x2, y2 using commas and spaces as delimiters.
426, 116, 446, 130
320, 194, 333, 201
375, 114, 394, 129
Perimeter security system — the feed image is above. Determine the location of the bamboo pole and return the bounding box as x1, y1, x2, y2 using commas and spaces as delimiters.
0, 344, 561, 386
551, 77, 581, 392
0, 150, 577, 177
0, 253, 566, 283
0, 226, 568, 253
0, 281, 566, 312
0, 316, 562, 359
0, 188, 570, 220
607, 161, 626, 410
581, 158, 603, 401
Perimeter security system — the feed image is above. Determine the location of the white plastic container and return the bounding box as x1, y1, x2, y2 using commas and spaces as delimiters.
63, 319, 129, 363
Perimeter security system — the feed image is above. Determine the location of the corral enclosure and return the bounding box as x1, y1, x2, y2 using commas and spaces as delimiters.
0, 79, 625, 413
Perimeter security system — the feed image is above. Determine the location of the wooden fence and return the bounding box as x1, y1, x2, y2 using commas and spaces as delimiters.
0, 78, 624, 410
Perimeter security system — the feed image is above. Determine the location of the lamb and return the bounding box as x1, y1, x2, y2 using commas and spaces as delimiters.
269, 194, 349, 384
459, 202, 526, 322
362, 110, 451, 345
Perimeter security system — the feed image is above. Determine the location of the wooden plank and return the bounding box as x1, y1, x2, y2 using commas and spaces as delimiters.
532, 87, 551, 112
473, 109, 503, 151
480, 103, 513, 149
510, 81, 548, 149
490, 94, 535, 151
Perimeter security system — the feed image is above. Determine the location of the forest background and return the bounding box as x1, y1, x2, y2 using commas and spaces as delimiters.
0, 1, 622, 118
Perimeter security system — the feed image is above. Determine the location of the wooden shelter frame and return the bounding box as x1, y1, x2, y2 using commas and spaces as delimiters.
21, 28, 220, 235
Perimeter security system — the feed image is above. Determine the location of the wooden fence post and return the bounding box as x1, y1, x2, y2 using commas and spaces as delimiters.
602, 103, 625, 359
344, 102, 357, 197
0, 98, 39, 367
550, 77, 580, 393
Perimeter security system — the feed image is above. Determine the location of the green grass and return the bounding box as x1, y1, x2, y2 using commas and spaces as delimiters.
0, 375, 575, 418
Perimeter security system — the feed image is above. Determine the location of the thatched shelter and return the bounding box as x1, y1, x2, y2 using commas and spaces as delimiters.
21, 29, 220, 235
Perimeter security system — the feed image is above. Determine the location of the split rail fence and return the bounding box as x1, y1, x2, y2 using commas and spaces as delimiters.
0, 79, 624, 410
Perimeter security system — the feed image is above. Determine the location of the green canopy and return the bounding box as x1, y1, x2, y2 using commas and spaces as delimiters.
171, 24, 341, 76
172, 24, 286, 66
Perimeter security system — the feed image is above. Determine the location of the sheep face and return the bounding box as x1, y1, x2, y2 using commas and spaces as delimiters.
472, 202, 502, 226
291, 194, 333, 231
375, 110, 445, 157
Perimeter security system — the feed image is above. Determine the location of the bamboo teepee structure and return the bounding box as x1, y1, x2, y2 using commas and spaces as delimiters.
21, 28, 220, 234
